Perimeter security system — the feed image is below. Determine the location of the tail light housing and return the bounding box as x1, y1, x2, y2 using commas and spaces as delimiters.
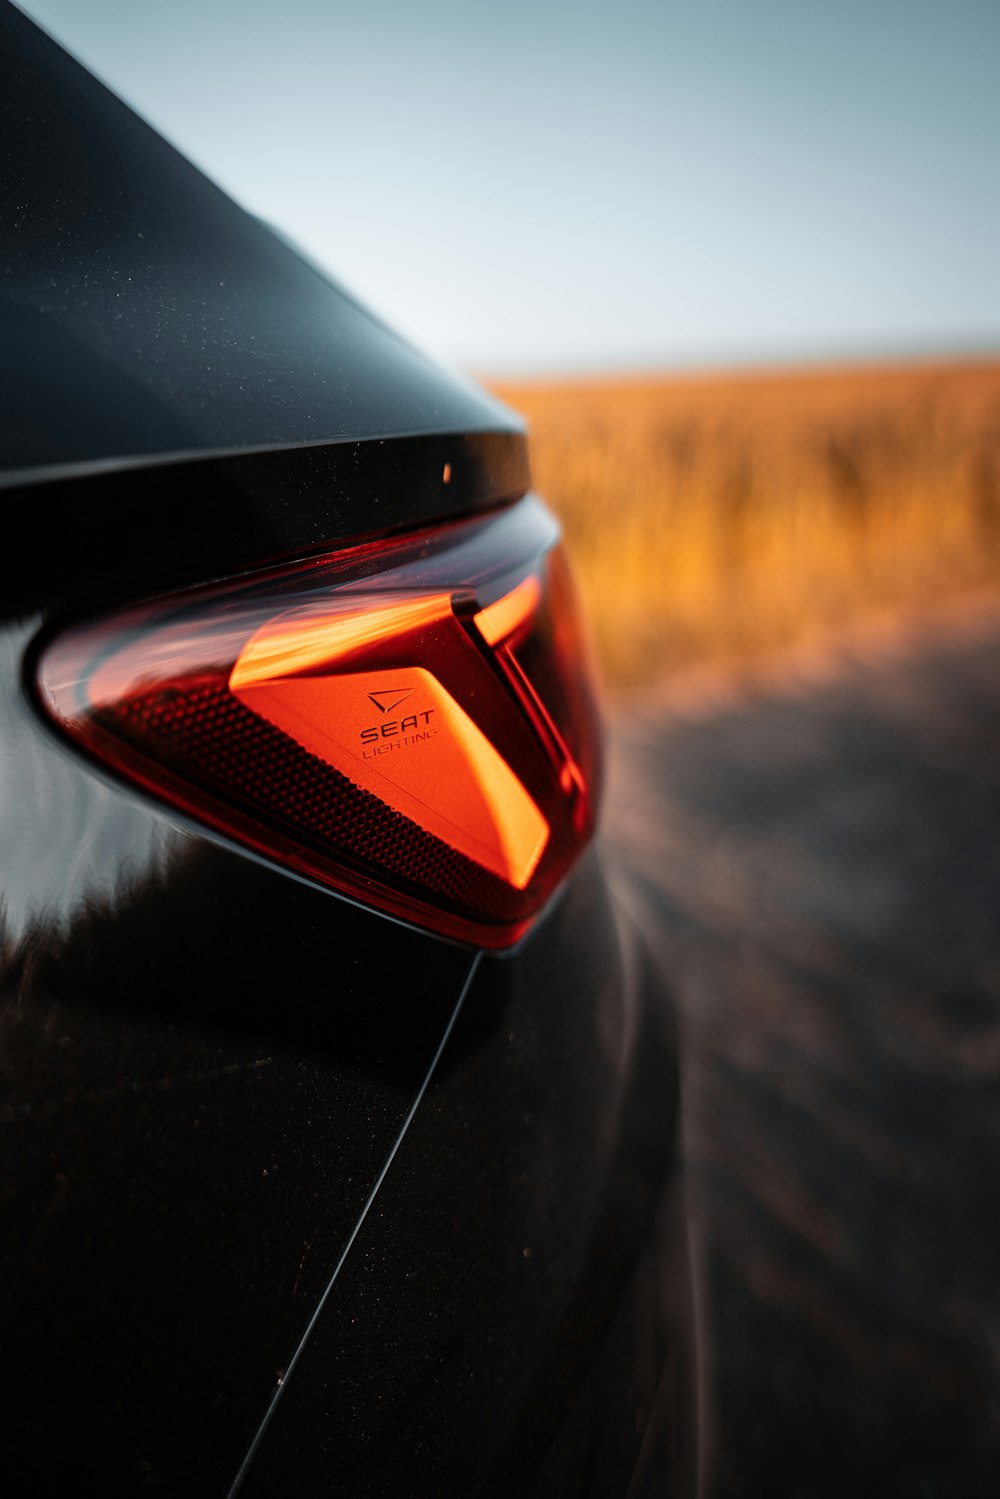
36, 496, 601, 947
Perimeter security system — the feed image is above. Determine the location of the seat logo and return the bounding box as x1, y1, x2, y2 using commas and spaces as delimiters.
367, 688, 414, 715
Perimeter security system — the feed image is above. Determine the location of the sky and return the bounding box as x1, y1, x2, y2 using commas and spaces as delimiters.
16, 0, 1000, 375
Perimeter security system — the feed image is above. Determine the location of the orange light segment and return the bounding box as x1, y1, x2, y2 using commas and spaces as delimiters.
230, 590, 549, 887
232, 662, 548, 889
230, 593, 454, 687
473, 574, 541, 646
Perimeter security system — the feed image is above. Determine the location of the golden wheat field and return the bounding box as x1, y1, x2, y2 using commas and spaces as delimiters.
489, 360, 1000, 689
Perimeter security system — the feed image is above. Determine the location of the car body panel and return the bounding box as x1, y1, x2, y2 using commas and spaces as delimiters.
1, 4, 529, 621
239, 851, 697, 1499
2, 4, 520, 478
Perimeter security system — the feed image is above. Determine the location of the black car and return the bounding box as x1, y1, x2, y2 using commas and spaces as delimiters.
0, 7, 699, 1494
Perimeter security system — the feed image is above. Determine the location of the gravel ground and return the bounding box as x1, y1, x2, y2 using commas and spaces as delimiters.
605, 610, 1000, 1499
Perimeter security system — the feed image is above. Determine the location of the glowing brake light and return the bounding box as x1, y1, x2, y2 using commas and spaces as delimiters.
36, 496, 601, 947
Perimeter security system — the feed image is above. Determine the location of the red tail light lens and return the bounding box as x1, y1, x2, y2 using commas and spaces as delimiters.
36, 497, 601, 947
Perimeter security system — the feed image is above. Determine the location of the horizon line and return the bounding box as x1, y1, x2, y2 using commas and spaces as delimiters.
474, 339, 1000, 387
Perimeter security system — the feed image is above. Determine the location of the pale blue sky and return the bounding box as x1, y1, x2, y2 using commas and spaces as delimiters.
16, 0, 1000, 374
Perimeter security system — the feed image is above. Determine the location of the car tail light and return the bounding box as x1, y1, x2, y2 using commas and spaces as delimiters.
36, 496, 601, 947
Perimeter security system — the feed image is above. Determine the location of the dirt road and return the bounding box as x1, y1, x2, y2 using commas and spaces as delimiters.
605, 610, 1000, 1498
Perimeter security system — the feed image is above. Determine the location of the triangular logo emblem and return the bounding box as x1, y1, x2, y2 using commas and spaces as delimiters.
367, 688, 414, 715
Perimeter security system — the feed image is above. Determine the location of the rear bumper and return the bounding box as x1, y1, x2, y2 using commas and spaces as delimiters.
234, 850, 701, 1497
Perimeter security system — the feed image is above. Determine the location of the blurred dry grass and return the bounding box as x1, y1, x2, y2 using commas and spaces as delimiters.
489, 360, 1000, 689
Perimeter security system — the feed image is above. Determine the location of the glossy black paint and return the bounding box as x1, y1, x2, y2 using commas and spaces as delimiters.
0, 9, 696, 1495
1, 6, 520, 477
240, 853, 697, 1499
1, 431, 530, 623
1, 3, 529, 621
